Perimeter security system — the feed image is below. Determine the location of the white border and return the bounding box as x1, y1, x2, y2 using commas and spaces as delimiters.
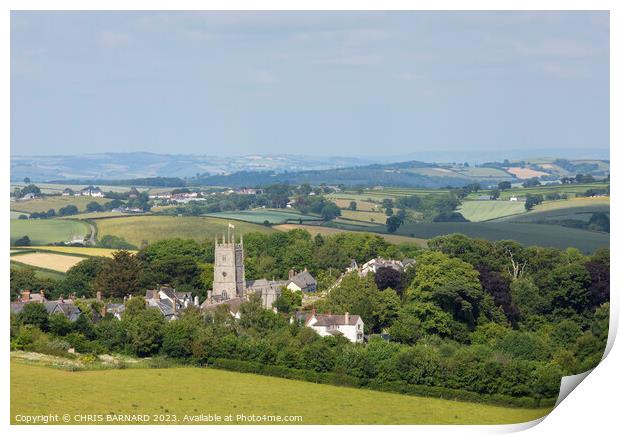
2, 2, 616, 435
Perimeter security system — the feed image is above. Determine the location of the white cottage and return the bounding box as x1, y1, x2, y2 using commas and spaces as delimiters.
296, 310, 364, 343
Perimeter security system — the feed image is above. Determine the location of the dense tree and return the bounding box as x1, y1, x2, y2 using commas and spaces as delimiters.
93, 251, 144, 298
274, 288, 302, 314
123, 306, 165, 356
374, 266, 405, 296
86, 201, 105, 212
17, 303, 49, 331
498, 181, 512, 190
13, 235, 31, 246
58, 205, 79, 216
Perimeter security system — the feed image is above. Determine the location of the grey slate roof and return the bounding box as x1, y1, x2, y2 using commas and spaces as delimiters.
10, 301, 81, 321
287, 271, 317, 289
312, 314, 361, 327
201, 297, 245, 314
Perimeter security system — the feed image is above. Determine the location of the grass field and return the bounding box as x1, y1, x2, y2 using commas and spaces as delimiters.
275, 224, 427, 247
332, 198, 379, 212
9, 252, 85, 272
204, 209, 322, 224
11, 182, 133, 194
95, 215, 276, 246
339, 209, 387, 224
497, 198, 610, 224
496, 183, 608, 200
10, 361, 551, 425
392, 222, 608, 253
60, 211, 138, 220
10, 219, 90, 245
11, 246, 133, 257
458, 201, 525, 222
10, 196, 110, 213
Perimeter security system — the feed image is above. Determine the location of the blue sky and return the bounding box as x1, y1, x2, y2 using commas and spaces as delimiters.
11, 11, 609, 157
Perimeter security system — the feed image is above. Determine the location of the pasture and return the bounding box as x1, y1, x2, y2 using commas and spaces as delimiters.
339, 209, 387, 224
10, 195, 110, 213
11, 182, 133, 194
498, 199, 609, 224
393, 222, 608, 253
10, 361, 551, 425
204, 209, 322, 224
332, 198, 379, 212
10, 261, 66, 281
10, 219, 90, 245
458, 201, 525, 222
94, 215, 276, 246
9, 252, 85, 273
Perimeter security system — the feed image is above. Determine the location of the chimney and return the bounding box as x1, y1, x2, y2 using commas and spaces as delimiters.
172, 299, 177, 315
70, 293, 76, 302
128, 294, 132, 300
59, 294, 64, 303
100, 304, 107, 317
153, 290, 159, 301
123, 295, 127, 304
194, 295, 199, 306
207, 290, 212, 302
304, 266, 308, 273
288, 269, 294, 280
345, 312, 350, 325
20, 290, 30, 303
39, 289, 45, 299
96, 291, 102, 302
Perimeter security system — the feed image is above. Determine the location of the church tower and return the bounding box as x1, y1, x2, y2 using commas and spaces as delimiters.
212, 224, 245, 300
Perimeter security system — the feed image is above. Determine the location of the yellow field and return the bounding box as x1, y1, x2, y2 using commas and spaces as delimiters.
10, 252, 85, 272
12, 246, 134, 257
275, 224, 427, 247
530, 196, 610, 213
506, 167, 549, 179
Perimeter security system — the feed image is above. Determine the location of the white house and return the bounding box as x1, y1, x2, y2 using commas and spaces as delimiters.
297, 310, 364, 343
509, 196, 519, 202
351, 257, 415, 277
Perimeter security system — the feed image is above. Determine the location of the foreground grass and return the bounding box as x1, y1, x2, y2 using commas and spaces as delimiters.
10, 360, 551, 425
10, 219, 90, 245
95, 215, 276, 246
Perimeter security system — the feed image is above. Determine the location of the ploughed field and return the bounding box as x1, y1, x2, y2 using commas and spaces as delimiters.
10, 361, 551, 425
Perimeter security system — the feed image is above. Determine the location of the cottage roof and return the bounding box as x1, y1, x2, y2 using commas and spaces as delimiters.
288, 271, 316, 289
201, 297, 245, 314
312, 314, 361, 327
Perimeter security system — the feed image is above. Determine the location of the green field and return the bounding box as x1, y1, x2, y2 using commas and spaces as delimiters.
392, 222, 608, 254
339, 209, 387, 224
204, 209, 322, 224
94, 215, 276, 246
458, 201, 525, 222
476, 183, 609, 200
498, 198, 610, 223
10, 261, 66, 280
276, 224, 428, 247
10, 195, 110, 213
10, 219, 90, 245
10, 361, 551, 425
11, 182, 133, 194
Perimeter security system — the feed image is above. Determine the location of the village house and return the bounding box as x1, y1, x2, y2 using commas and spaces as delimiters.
144, 285, 199, 321
294, 309, 364, 343
286, 268, 317, 293
62, 188, 74, 196
78, 186, 104, 197
348, 257, 415, 277
10, 290, 81, 321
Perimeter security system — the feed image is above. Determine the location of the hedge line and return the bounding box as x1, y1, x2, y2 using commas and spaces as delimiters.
209, 358, 556, 409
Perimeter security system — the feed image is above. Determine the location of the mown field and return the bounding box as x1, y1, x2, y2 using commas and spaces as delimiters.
458, 201, 525, 222
10, 361, 551, 425
204, 209, 322, 224
10, 261, 66, 280
11, 182, 133, 194
94, 215, 276, 246
392, 222, 608, 254
10, 219, 90, 245
10, 252, 85, 273
10, 195, 110, 213
331, 198, 379, 212
339, 209, 387, 224
490, 183, 608, 200
12, 246, 132, 257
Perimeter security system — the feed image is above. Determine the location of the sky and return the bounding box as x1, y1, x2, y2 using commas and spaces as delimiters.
11, 11, 610, 157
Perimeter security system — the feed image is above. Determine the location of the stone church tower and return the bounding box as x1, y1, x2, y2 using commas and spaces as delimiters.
212, 225, 245, 300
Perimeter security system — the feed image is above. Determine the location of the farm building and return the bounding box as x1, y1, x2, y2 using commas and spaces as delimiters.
348, 257, 415, 277
78, 186, 104, 197
294, 309, 364, 343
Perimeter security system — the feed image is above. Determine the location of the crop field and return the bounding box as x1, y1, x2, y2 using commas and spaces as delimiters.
10, 219, 90, 245
393, 222, 608, 254
275, 224, 427, 247
458, 201, 525, 222
498, 183, 608, 200
9, 252, 85, 272
339, 209, 387, 224
10, 195, 110, 213
94, 215, 276, 246
506, 167, 549, 179
12, 246, 133, 257
204, 209, 322, 224
10, 361, 551, 425
456, 167, 511, 178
